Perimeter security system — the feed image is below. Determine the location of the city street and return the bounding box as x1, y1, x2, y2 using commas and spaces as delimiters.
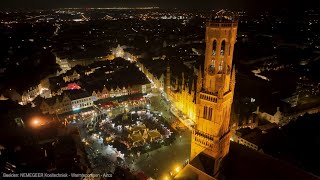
148, 89, 175, 123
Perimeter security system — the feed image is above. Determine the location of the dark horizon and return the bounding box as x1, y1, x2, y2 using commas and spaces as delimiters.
0, 0, 318, 11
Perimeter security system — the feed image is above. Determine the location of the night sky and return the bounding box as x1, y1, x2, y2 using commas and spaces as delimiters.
0, 0, 316, 10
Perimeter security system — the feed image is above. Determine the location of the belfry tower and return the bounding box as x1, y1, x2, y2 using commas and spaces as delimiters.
190, 11, 238, 178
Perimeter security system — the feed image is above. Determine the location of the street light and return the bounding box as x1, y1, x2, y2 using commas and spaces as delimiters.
30, 118, 44, 128
33, 119, 40, 125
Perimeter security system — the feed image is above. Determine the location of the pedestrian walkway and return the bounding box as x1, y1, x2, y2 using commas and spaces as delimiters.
170, 107, 194, 130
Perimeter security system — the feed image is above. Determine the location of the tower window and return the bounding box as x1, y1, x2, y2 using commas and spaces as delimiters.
208, 59, 215, 75
208, 107, 213, 120
212, 40, 217, 56
203, 106, 208, 119
221, 40, 225, 56
219, 60, 224, 72
203, 106, 213, 120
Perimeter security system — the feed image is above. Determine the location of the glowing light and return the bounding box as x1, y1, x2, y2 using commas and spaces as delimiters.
175, 166, 181, 173
30, 118, 45, 128
73, 19, 83, 22
33, 119, 40, 125
68, 83, 81, 90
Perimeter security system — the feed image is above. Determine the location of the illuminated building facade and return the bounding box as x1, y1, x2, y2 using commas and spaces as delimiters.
55, 56, 71, 75
114, 44, 125, 58
177, 11, 238, 179
21, 85, 41, 104
63, 70, 80, 83
167, 69, 197, 121
39, 90, 93, 114
92, 84, 149, 101
111, 44, 138, 62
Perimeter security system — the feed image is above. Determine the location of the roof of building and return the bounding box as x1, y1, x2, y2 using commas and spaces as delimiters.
189, 152, 216, 177
41, 96, 59, 106
221, 142, 319, 180
131, 124, 147, 133
238, 128, 263, 146
176, 142, 320, 180
48, 76, 67, 92
174, 164, 213, 180
40, 89, 91, 106
46, 58, 149, 102
129, 133, 144, 143
257, 123, 278, 131
64, 65, 86, 76
148, 129, 162, 138
65, 90, 91, 100
80, 62, 150, 92
139, 58, 167, 79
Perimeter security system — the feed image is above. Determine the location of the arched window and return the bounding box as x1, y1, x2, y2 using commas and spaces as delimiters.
221, 40, 225, 56
208, 59, 215, 75
212, 40, 217, 56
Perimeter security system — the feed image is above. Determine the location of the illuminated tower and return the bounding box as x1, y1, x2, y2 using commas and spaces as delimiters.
190, 11, 238, 177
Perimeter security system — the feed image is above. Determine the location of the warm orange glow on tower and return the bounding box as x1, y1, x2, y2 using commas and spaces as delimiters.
190, 11, 238, 176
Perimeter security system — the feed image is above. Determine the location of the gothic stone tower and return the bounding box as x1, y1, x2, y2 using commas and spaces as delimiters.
190, 11, 238, 177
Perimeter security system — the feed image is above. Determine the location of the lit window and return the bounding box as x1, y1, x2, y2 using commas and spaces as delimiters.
219, 60, 224, 71
212, 40, 217, 56
221, 40, 225, 56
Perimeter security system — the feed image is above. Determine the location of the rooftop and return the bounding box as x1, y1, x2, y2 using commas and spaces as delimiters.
129, 132, 144, 143
176, 142, 319, 180
237, 128, 263, 146
148, 129, 162, 138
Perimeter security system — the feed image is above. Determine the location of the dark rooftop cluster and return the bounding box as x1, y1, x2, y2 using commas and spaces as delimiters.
80, 59, 150, 92
48, 58, 150, 94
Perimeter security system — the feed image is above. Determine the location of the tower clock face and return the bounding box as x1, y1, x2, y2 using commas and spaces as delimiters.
208, 65, 215, 75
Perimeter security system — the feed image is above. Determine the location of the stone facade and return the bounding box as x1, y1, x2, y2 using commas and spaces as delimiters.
167, 71, 197, 122
190, 15, 238, 177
